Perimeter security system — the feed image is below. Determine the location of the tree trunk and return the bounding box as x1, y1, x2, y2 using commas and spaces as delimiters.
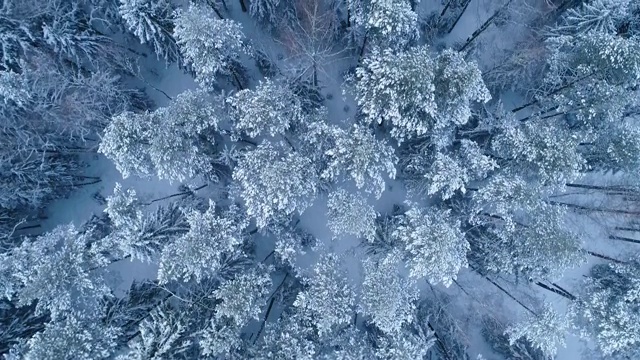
254, 273, 289, 343
511, 72, 595, 113
141, 78, 173, 101
312, 62, 318, 87
253, 297, 276, 343
426, 321, 454, 360
609, 235, 640, 244
566, 183, 638, 193
615, 226, 640, 232
460, 0, 513, 51
587, 250, 626, 264
239, 0, 247, 12
15, 224, 41, 231
447, 0, 472, 34
358, 32, 369, 63
516, 106, 562, 122
469, 265, 537, 315
534, 0, 585, 27
143, 183, 208, 205
213, 6, 225, 19
282, 135, 297, 151
485, 276, 537, 314
452, 279, 471, 296
261, 250, 275, 263
55, 179, 102, 188
238, 137, 258, 147
201, 0, 225, 17
231, 70, 244, 90
548, 200, 640, 216
535, 282, 575, 300
551, 282, 576, 300
440, 1, 454, 18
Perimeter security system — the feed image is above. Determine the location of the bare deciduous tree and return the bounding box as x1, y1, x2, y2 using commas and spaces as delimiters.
275, 0, 346, 87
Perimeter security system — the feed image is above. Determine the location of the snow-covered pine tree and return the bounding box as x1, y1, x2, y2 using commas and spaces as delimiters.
552, 0, 632, 36
0, 225, 110, 320
226, 79, 304, 139
570, 259, 640, 357
249, 0, 282, 27
84, 0, 124, 30
251, 309, 317, 360
360, 253, 419, 333
428, 141, 497, 199
505, 305, 569, 358
470, 173, 546, 231
41, 13, 107, 68
22, 311, 120, 360
98, 110, 156, 179
0, 70, 29, 107
0, 2, 38, 72
1, 58, 130, 143
294, 253, 356, 336
0, 0, 125, 72
174, 5, 247, 88
326, 189, 377, 241
627, 1, 640, 37
354, 45, 435, 143
481, 316, 547, 360
102, 280, 166, 343
270, 222, 316, 268
431, 49, 492, 142
146, 89, 222, 182
40, 1, 125, 69
491, 117, 586, 187
100, 183, 190, 263
317, 327, 376, 359
402, 139, 497, 199
374, 327, 435, 360
584, 119, 640, 173
417, 294, 470, 360
363, 213, 402, 259
117, 303, 193, 359
135, 277, 253, 359
212, 266, 272, 326
542, 30, 640, 128
350, 0, 419, 49
0, 300, 48, 355
354, 47, 490, 143
197, 317, 245, 357
119, 0, 179, 63
158, 200, 249, 283
321, 124, 397, 198
99, 89, 221, 182
232, 141, 318, 228
470, 175, 586, 280
392, 203, 469, 286
103, 183, 143, 230
298, 116, 345, 190
0, 136, 81, 214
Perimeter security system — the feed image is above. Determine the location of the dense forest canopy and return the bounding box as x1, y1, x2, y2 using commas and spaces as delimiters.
1, 0, 640, 359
